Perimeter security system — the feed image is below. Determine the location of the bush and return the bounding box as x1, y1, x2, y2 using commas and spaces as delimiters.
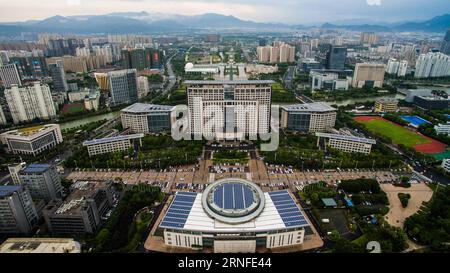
398, 193, 411, 208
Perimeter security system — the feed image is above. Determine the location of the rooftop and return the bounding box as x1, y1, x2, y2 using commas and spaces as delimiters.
52, 181, 109, 215
160, 182, 310, 232
0, 124, 60, 138
282, 102, 336, 112
0, 185, 23, 198
0, 238, 81, 253
184, 80, 274, 85
21, 164, 51, 174
83, 133, 144, 146
121, 103, 175, 113
315, 132, 376, 144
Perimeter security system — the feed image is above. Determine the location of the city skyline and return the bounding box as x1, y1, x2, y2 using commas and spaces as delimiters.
0, 0, 449, 24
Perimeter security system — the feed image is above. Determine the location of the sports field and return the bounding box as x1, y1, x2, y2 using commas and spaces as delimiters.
354, 116, 447, 155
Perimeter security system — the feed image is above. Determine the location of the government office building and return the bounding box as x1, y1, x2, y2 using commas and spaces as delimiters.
158, 179, 313, 253
120, 103, 175, 134
185, 80, 272, 140
281, 103, 337, 133
0, 124, 63, 156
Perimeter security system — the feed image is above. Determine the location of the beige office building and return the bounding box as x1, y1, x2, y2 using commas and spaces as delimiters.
374, 98, 398, 113
0, 238, 81, 253
352, 63, 385, 88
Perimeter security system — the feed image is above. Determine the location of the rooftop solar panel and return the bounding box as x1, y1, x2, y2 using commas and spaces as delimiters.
159, 192, 197, 229
269, 190, 309, 229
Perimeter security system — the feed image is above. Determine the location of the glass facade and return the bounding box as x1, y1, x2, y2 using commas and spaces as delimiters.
287, 113, 311, 132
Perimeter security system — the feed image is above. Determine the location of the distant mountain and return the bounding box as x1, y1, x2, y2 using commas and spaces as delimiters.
394, 14, 450, 32
320, 14, 450, 33
0, 12, 448, 36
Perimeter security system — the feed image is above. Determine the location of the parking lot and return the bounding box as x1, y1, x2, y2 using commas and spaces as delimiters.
67, 160, 403, 194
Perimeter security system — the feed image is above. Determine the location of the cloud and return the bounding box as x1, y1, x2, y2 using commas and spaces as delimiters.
0, 0, 448, 24
367, 0, 382, 6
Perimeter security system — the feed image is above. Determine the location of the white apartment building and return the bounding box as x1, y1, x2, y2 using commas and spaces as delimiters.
415, 52, 450, 78
0, 107, 7, 125
315, 132, 376, 154
185, 80, 272, 139
0, 124, 63, 156
82, 133, 144, 156
0, 63, 22, 88
434, 123, 450, 136
397, 60, 408, 77
92, 45, 113, 63
75, 47, 91, 57
4, 82, 56, 124
257, 42, 295, 63
137, 76, 150, 99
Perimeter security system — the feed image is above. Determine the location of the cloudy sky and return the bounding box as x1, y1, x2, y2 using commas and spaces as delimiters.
0, 0, 449, 24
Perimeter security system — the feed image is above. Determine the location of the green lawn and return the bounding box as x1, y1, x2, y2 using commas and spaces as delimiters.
358, 119, 431, 147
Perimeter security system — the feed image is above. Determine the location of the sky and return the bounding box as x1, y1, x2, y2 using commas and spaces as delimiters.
0, 0, 449, 24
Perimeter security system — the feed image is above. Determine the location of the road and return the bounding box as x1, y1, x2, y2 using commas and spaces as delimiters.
163, 50, 179, 95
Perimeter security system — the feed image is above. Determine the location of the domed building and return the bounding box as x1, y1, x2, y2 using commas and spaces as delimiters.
158, 178, 312, 253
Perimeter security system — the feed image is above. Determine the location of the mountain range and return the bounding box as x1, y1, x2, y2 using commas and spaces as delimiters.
0, 12, 448, 36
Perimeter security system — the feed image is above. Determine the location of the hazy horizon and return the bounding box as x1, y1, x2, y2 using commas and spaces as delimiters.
0, 0, 449, 24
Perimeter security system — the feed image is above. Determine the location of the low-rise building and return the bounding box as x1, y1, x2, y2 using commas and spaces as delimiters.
43, 181, 114, 235
374, 98, 398, 113
0, 124, 63, 156
413, 95, 449, 110
434, 123, 450, 135
281, 103, 337, 133
310, 71, 349, 91
441, 158, 450, 173
0, 238, 81, 253
121, 103, 175, 134
315, 132, 376, 154
82, 133, 144, 156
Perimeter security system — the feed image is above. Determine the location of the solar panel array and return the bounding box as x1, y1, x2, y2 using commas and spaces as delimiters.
160, 192, 197, 229
268, 190, 309, 228
212, 183, 254, 210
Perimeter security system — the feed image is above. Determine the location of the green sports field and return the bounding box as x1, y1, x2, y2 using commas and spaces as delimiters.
355, 117, 431, 147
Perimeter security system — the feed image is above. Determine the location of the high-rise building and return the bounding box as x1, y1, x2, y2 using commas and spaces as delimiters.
121, 48, 160, 71
185, 80, 272, 139
414, 52, 450, 78
397, 60, 408, 77
0, 107, 6, 125
0, 185, 38, 234
75, 47, 91, 57
18, 164, 62, 203
93, 45, 113, 63
440, 28, 450, 55
360, 32, 379, 45
48, 61, 68, 92
8, 162, 26, 185
9, 56, 48, 79
0, 51, 9, 66
4, 82, 56, 124
137, 76, 150, 99
352, 63, 386, 88
257, 42, 295, 63
326, 46, 347, 70
0, 63, 22, 88
108, 69, 138, 106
